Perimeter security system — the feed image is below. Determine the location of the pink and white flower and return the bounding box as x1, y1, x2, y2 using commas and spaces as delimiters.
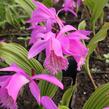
28, 25, 90, 73
0, 64, 63, 109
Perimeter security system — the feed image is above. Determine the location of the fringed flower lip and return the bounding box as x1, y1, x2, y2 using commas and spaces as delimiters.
0, 64, 63, 109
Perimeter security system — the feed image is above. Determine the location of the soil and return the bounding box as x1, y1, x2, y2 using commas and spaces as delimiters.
71, 73, 109, 109
90, 31, 109, 74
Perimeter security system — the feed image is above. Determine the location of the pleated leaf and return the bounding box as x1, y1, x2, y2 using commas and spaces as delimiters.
0, 42, 43, 74
83, 83, 109, 109
39, 72, 62, 97
15, 0, 35, 16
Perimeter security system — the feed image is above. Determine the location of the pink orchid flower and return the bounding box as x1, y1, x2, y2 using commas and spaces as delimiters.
28, 1, 63, 30
0, 64, 63, 109
103, 108, 109, 109
29, 26, 47, 45
28, 32, 68, 74
57, 25, 90, 70
28, 25, 90, 73
58, 0, 82, 16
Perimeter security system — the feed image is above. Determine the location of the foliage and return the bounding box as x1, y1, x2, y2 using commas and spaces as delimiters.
84, 0, 108, 30
0, 0, 35, 28
83, 83, 109, 109
59, 105, 69, 109
61, 85, 76, 107
85, 22, 109, 88
78, 20, 86, 30
39, 72, 62, 97
0, 0, 109, 109
42, 0, 53, 7
0, 42, 43, 74
87, 22, 109, 57
15, 0, 35, 16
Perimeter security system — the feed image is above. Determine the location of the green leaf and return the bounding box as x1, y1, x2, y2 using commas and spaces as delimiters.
87, 22, 109, 56
42, 0, 53, 7
84, 0, 95, 11
0, 3, 6, 22
5, 6, 21, 27
39, 72, 62, 97
15, 0, 35, 16
84, 0, 108, 30
5, 7, 14, 25
85, 22, 109, 88
83, 83, 109, 109
91, 0, 108, 25
78, 20, 86, 30
59, 105, 69, 109
61, 85, 76, 107
0, 42, 43, 74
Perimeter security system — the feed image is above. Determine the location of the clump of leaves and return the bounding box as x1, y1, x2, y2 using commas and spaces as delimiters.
0, 0, 35, 28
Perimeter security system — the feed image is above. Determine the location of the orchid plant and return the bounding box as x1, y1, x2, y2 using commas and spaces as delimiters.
1, 0, 109, 109
0, 0, 90, 108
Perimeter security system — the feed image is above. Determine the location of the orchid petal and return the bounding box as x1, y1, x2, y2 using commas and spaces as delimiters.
44, 51, 68, 74
44, 52, 68, 74
28, 40, 47, 59
0, 76, 11, 87
69, 30, 90, 40
6, 73, 29, 101
0, 88, 18, 109
0, 64, 29, 78
45, 37, 68, 74
51, 37, 63, 57
63, 0, 74, 9
29, 27, 47, 45
57, 25, 76, 38
41, 96, 58, 109
29, 80, 40, 104
32, 1, 55, 18
32, 74, 64, 89
58, 37, 70, 54
0, 64, 24, 74
69, 39, 88, 70
78, 30, 91, 36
